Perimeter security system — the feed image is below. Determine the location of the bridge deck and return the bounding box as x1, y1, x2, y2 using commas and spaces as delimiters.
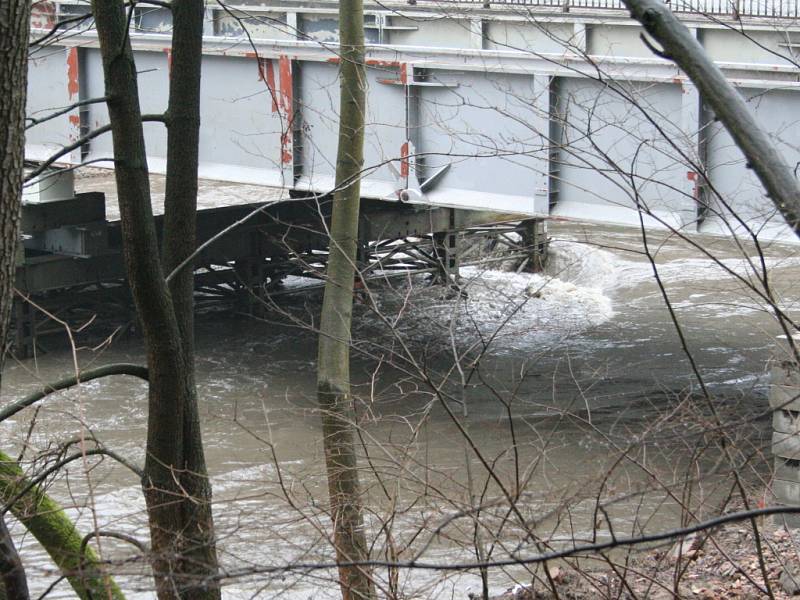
25, 1, 800, 241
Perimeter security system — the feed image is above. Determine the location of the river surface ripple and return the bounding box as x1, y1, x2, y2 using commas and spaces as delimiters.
2, 223, 797, 598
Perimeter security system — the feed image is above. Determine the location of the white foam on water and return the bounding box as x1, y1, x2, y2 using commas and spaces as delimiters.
365, 241, 618, 351
545, 239, 620, 291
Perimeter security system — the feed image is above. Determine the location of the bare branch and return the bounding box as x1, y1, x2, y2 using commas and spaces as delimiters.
622, 0, 800, 237
1, 447, 143, 516
23, 113, 166, 182
214, 504, 800, 579
0, 363, 149, 424
26, 97, 108, 130
29, 13, 93, 48
80, 530, 148, 560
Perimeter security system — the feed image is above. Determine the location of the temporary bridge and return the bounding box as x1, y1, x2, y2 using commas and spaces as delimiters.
17, 0, 800, 353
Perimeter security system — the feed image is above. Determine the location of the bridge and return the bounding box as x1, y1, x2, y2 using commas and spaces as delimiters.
15, 0, 800, 555
411, 0, 798, 19
17, 0, 800, 353
27, 0, 800, 237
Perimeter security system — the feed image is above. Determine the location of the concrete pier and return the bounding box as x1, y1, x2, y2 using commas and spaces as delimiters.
771, 356, 800, 527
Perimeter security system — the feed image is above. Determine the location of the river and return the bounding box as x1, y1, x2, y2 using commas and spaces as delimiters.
2, 221, 797, 598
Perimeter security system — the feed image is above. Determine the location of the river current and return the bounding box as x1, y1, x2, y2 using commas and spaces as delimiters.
2, 221, 797, 598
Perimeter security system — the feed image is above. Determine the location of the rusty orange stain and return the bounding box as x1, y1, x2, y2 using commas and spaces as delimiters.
281, 133, 292, 165
377, 64, 409, 86
31, 2, 57, 30
400, 142, 409, 178
257, 58, 279, 112
66, 47, 79, 99
267, 61, 277, 112
687, 171, 700, 199
68, 114, 80, 126
278, 56, 294, 166
163, 48, 172, 76
279, 55, 293, 119
245, 51, 257, 59
366, 59, 401, 68
327, 57, 341, 64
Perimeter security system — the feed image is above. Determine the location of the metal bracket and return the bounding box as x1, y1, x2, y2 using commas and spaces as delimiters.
386, 141, 451, 205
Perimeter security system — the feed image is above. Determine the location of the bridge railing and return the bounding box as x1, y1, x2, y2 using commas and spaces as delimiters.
405, 0, 800, 19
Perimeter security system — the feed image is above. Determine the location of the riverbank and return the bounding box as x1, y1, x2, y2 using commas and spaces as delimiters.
489, 501, 800, 599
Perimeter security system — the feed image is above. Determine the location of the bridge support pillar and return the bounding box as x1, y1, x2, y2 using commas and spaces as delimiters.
235, 231, 269, 314
520, 219, 548, 273
13, 298, 36, 360
433, 230, 460, 284
432, 207, 461, 284
236, 258, 266, 315
680, 81, 708, 228
770, 354, 800, 528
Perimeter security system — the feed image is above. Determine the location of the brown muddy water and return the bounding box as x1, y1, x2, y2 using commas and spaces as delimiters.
1, 221, 798, 598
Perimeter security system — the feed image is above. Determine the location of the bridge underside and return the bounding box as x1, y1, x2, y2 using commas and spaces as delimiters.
13, 185, 546, 357
18, 1, 800, 351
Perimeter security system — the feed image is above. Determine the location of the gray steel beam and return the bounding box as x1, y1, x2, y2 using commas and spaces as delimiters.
21, 192, 105, 232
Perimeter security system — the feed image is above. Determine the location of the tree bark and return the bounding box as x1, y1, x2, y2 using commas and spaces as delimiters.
0, 0, 28, 361
0, 2, 33, 598
89, 1, 219, 597
162, 1, 220, 595
163, 0, 202, 365
316, 2, 376, 599
0, 518, 26, 600
622, 0, 800, 238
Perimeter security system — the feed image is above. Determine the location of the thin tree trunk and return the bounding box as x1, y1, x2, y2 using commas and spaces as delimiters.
90, 2, 219, 597
0, 518, 26, 600
316, 2, 375, 598
0, 3, 33, 598
163, 0, 202, 365
622, 0, 800, 237
162, 1, 220, 595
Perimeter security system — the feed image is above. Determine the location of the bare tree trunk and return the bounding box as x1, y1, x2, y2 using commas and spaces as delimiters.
622, 0, 800, 237
316, 2, 376, 599
163, 0, 208, 565
89, 1, 219, 597
162, 1, 220, 594
0, 3, 32, 598
0, 0, 28, 361
0, 518, 25, 600
163, 0, 202, 364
